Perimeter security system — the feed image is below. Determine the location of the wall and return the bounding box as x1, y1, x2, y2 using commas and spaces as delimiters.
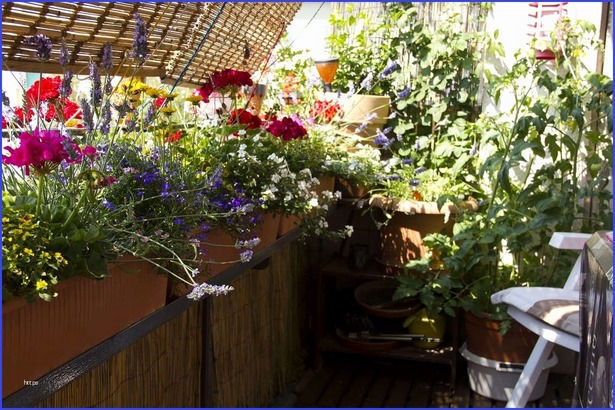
285, 2, 333, 60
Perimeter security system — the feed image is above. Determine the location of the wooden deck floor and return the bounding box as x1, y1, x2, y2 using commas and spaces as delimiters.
275, 353, 575, 408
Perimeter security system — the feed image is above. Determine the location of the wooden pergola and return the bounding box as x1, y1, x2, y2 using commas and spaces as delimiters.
1, 2, 302, 87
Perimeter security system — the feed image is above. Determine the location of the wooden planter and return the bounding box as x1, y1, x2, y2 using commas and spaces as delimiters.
2, 256, 167, 398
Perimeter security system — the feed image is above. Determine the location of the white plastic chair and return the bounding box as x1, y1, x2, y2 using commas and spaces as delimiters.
490, 232, 592, 408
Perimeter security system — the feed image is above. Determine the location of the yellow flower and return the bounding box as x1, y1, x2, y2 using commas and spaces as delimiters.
122, 80, 148, 94
185, 95, 203, 105
160, 106, 177, 115
145, 88, 165, 98
35, 280, 48, 291
162, 92, 179, 101
65, 118, 82, 128
23, 248, 34, 256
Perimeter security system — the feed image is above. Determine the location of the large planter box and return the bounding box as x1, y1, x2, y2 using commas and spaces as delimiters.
2, 256, 167, 398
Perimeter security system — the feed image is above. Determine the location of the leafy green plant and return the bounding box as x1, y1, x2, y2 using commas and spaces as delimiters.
326, 4, 397, 95
428, 17, 612, 323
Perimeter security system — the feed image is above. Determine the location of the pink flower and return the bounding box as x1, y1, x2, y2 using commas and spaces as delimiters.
82, 145, 98, 158
2, 128, 81, 175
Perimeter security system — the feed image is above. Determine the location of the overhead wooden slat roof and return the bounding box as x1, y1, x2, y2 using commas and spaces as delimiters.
2, 2, 302, 87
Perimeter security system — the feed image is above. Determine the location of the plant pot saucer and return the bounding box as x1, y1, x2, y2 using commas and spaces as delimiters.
354, 279, 422, 319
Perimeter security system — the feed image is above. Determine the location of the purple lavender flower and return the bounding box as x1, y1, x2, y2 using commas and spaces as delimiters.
402, 158, 414, 165
240, 250, 253, 263
374, 129, 391, 148
161, 181, 171, 199
104, 75, 113, 95
187, 283, 234, 300
101, 42, 113, 70
209, 167, 223, 189
59, 71, 73, 98
89, 63, 102, 107
25, 34, 52, 61
114, 101, 132, 119
131, 13, 150, 64
410, 179, 420, 187
143, 103, 156, 126
80, 98, 94, 132
382, 126, 392, 135
360, 73, 373, 90
61, 139, 82, 162
378, 61, 398, 79
388, 174, 401, 181
397, 88, 411, 100
100, 102, 111, 135
470, 143, 478, 156
124, 119, 137, 132
415, 167, 427, 174
59, 38, 70, 67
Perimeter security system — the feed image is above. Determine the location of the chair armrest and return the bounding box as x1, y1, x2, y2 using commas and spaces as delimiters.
549, 232, 593, 250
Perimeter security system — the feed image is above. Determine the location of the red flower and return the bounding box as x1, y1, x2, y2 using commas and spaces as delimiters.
195, 83, 214, 103
13, 107, 33, 124
265, 116, 307, 141
310, 100, 342, 123
25, 76, 62, 107
2, 128, 81, 175
164, 130, 183, 143
100, 175, 117, 187
196, 69, 253, 102
228, 109, 262, 129
155, 97, 166, 108
40, 98, 82, 124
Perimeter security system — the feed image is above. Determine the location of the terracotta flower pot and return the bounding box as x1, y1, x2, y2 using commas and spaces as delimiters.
174, 212, 282, 297
463, 310, 539, 363
2, 256, 167, 398
277, 214, 302, 237
370, 195, 456, 275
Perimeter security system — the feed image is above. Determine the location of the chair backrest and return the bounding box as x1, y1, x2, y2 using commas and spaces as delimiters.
549, 232, 593, 291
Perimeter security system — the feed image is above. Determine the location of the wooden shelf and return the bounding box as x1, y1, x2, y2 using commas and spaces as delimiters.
320, 333, 457, 365
313, 256, 460, 387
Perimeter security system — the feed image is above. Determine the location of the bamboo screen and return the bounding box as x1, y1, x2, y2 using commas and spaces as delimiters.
2, 2, 302, 87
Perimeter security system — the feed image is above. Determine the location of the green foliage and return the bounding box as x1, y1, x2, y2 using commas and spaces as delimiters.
428, 17, 613, 319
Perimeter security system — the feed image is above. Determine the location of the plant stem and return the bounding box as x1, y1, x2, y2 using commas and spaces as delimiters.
35, 173, 45, 217
61, 185, 89, 229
